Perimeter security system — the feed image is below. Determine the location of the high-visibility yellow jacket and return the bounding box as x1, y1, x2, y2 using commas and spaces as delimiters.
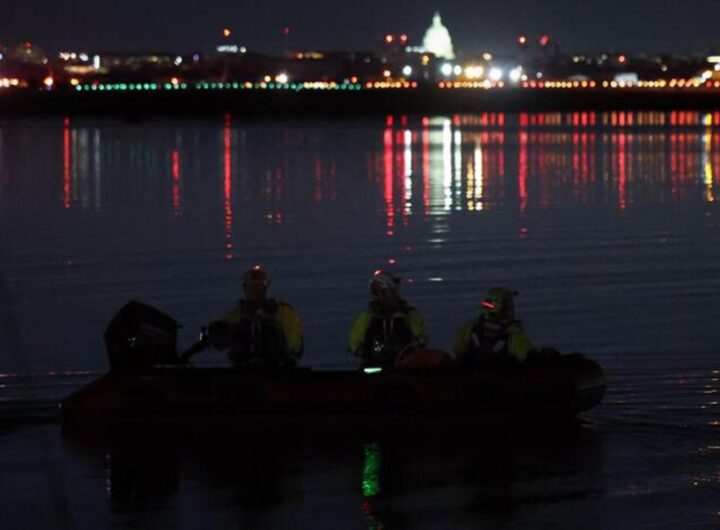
214, 299, 304, 366
349, 301, 427, 366
454, 315, 533, 364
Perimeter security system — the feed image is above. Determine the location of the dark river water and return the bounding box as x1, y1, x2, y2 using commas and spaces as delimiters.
1, 112, 719, 528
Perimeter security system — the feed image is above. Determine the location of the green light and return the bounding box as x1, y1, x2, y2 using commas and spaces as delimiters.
232, 82, 239, 89
75, 85, 82, 92
363, 367, 383, 375
362, 442, 381, 497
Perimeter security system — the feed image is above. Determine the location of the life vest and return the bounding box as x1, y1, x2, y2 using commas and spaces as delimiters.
229, 299, 288, 367
468, 315, 520, 357
362, 301, 417, 366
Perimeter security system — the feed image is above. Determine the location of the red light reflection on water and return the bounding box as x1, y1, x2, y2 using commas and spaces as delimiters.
223, 114, 233, 260
63, 117, 71, 209
497, 130, 505, 178
518, 131, 528, 212
616, 132, 628, 211
171, 149, 181, 215
383, 125, 394, 236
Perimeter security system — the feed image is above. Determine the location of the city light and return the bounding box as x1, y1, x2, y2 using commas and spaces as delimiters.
464, 65, 484, 79
0, 78, 21, 88
509, 67, 523, 83
3, 14, 720, 100
488, 67, 503, 81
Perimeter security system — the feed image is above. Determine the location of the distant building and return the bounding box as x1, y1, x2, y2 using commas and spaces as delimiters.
1, 42, 50, 84
422, 12, 455, 60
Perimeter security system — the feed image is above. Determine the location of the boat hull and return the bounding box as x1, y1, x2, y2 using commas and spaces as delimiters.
61, 354, 605, 434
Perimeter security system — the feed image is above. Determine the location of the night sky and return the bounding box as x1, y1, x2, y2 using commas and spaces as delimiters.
2, 0, 719, 56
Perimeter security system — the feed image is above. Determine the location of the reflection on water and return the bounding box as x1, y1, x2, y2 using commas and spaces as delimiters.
1, 110, 720, 373
223, 114, 234, 260
2, 111, 715, 217
2, 112, 720, 528
59, 423, 604, 529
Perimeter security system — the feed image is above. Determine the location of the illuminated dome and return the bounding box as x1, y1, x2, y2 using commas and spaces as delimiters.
422, 11, 455, 60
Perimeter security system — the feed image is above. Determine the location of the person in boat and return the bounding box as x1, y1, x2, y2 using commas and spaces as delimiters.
203, 265, 304, 369
453, 287, 534, 366
349, 269, 428, 368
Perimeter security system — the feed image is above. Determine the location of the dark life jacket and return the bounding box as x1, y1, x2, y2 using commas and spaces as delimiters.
229, 299, 289, 368
362, 300, 417, 366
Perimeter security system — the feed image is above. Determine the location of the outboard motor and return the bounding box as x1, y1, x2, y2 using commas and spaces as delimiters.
104, 300, 179, 371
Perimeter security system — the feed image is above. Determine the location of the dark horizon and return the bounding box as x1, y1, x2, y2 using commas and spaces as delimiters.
2, 0, 719, 57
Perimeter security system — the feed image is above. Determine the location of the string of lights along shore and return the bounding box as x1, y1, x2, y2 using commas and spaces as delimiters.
1, 11, 720, 93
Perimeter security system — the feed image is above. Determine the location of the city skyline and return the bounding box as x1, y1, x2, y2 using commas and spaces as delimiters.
2, 0, 719, 56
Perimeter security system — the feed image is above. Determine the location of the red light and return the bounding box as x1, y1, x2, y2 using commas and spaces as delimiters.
482, 301, 495, 310
518, 36, 527, 45
400, 34, 408, 43
283, 26, 291, 36
539, 35, 550, 46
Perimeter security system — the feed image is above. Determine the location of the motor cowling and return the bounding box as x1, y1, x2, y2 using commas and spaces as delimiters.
104, 300, 179, 371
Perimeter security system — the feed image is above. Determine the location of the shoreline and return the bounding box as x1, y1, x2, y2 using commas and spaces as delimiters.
2, 87, 720, 118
